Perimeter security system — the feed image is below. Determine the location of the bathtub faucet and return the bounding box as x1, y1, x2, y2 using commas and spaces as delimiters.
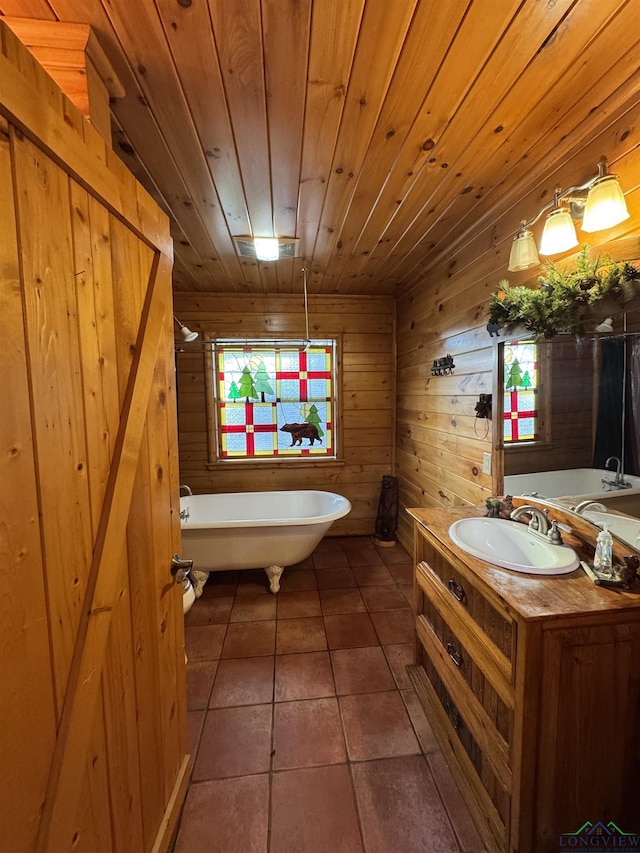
180, 507, 190, 521
180, 484, 193, 496
602, 457, 631, 490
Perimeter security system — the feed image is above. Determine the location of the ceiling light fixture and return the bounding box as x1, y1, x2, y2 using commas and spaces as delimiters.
253, 237, 280, 261
173, 315, 198, 342
507, 157, 629, 272
233, 236, 300, 261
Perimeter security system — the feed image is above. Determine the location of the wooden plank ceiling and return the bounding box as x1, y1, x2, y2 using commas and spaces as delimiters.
1, 0, 639, 295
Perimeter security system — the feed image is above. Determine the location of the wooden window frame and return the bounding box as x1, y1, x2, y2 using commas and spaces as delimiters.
491, 331, 552, 493
205, 335, 344, 467
502, 338, 548, 445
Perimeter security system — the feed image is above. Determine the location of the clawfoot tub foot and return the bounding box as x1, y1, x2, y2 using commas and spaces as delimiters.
265, 565, 284, 594
190, 569, 209, 599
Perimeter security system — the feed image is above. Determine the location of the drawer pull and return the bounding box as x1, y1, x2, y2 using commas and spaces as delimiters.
447, 577, 466, 602
443, 699, 461, 732
446, 642, 463, 667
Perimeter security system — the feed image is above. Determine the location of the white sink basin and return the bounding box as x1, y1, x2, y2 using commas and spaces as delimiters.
583, 510, 640, 550
448, 518, 580, 575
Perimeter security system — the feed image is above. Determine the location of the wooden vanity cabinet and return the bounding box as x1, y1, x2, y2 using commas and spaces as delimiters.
407, 507, 640, 853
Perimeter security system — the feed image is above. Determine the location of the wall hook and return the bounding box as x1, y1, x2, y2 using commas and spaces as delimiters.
431, 355, 455, 376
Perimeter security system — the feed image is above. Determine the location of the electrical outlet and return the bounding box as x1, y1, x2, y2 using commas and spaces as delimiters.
482, 452, 492, 475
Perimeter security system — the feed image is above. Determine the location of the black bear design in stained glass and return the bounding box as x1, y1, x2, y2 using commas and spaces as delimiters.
280, 423, 322, 446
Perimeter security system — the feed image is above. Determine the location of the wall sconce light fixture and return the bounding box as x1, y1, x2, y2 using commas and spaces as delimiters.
174, 315, 198, 342
507, 158, 629, 272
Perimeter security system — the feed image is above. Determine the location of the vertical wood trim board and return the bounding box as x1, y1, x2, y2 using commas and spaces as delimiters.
0, 115, 57, 853
12, 129, 95, 716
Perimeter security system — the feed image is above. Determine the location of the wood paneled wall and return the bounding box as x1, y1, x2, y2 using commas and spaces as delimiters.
172, 293, 395, 536
395, 95, 640, 551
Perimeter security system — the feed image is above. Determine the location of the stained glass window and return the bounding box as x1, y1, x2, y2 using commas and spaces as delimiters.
214, 341, 336, 459
504, 340, 538, 442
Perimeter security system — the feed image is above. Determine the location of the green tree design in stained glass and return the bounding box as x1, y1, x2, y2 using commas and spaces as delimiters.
305, 403, 324, 437
506, 358, 523, 390
228, 380, 241, 400
503, 340, 538, 443
238, 365, 258, 401
253, 360, 274, 402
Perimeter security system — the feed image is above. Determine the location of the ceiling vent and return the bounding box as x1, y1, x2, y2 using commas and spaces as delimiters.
233, 237, 300, 260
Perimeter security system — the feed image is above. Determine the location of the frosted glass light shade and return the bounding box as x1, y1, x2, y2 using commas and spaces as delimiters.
508, 229, 540, 272
254, 237, 280, 261
539, 208, 578, 256
582, 176, 629, 232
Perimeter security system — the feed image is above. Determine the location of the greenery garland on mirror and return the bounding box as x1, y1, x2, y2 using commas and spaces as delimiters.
488, 245, 640, 338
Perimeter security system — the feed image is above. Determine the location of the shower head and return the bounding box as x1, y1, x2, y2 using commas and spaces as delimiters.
174, 315, 198, 342
595, 317, 614, 333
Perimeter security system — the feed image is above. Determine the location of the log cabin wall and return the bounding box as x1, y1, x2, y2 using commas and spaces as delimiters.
172, 293, 395, 536
395, 94, 640, 551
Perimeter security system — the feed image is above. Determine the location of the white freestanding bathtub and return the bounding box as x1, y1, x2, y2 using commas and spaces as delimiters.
180, 490, 351, 593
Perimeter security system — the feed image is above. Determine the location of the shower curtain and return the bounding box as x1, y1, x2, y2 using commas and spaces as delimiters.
629, 336, 640, 475
593, 336, 640, 476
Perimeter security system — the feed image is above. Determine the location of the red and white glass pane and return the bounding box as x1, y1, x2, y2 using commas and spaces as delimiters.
503, 340, 538, 442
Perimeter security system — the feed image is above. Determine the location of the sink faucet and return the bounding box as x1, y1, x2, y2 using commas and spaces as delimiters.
511, 505, 567, 545
510, 505, 566, 545
179, 484, 193, 496
572, 500, 607, 515
510, 505, 550, 536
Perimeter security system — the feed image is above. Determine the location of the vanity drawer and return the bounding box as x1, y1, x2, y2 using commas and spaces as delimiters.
410, 656, 510, 846
417, 530, 516, 667
418, 595, 513, 746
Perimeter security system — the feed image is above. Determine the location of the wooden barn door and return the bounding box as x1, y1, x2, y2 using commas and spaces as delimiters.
0, 23, 186, 853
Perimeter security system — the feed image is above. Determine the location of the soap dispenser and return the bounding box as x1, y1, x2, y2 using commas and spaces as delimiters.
593, 524, 613, 576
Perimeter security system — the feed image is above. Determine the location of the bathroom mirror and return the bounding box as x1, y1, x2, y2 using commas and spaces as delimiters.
492, 318, 640, 534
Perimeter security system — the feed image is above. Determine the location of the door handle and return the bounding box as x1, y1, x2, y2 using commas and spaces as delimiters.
171, 554, 193, 583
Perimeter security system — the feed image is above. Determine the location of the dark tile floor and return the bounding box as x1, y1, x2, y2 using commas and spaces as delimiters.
175, 536, 485, 853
